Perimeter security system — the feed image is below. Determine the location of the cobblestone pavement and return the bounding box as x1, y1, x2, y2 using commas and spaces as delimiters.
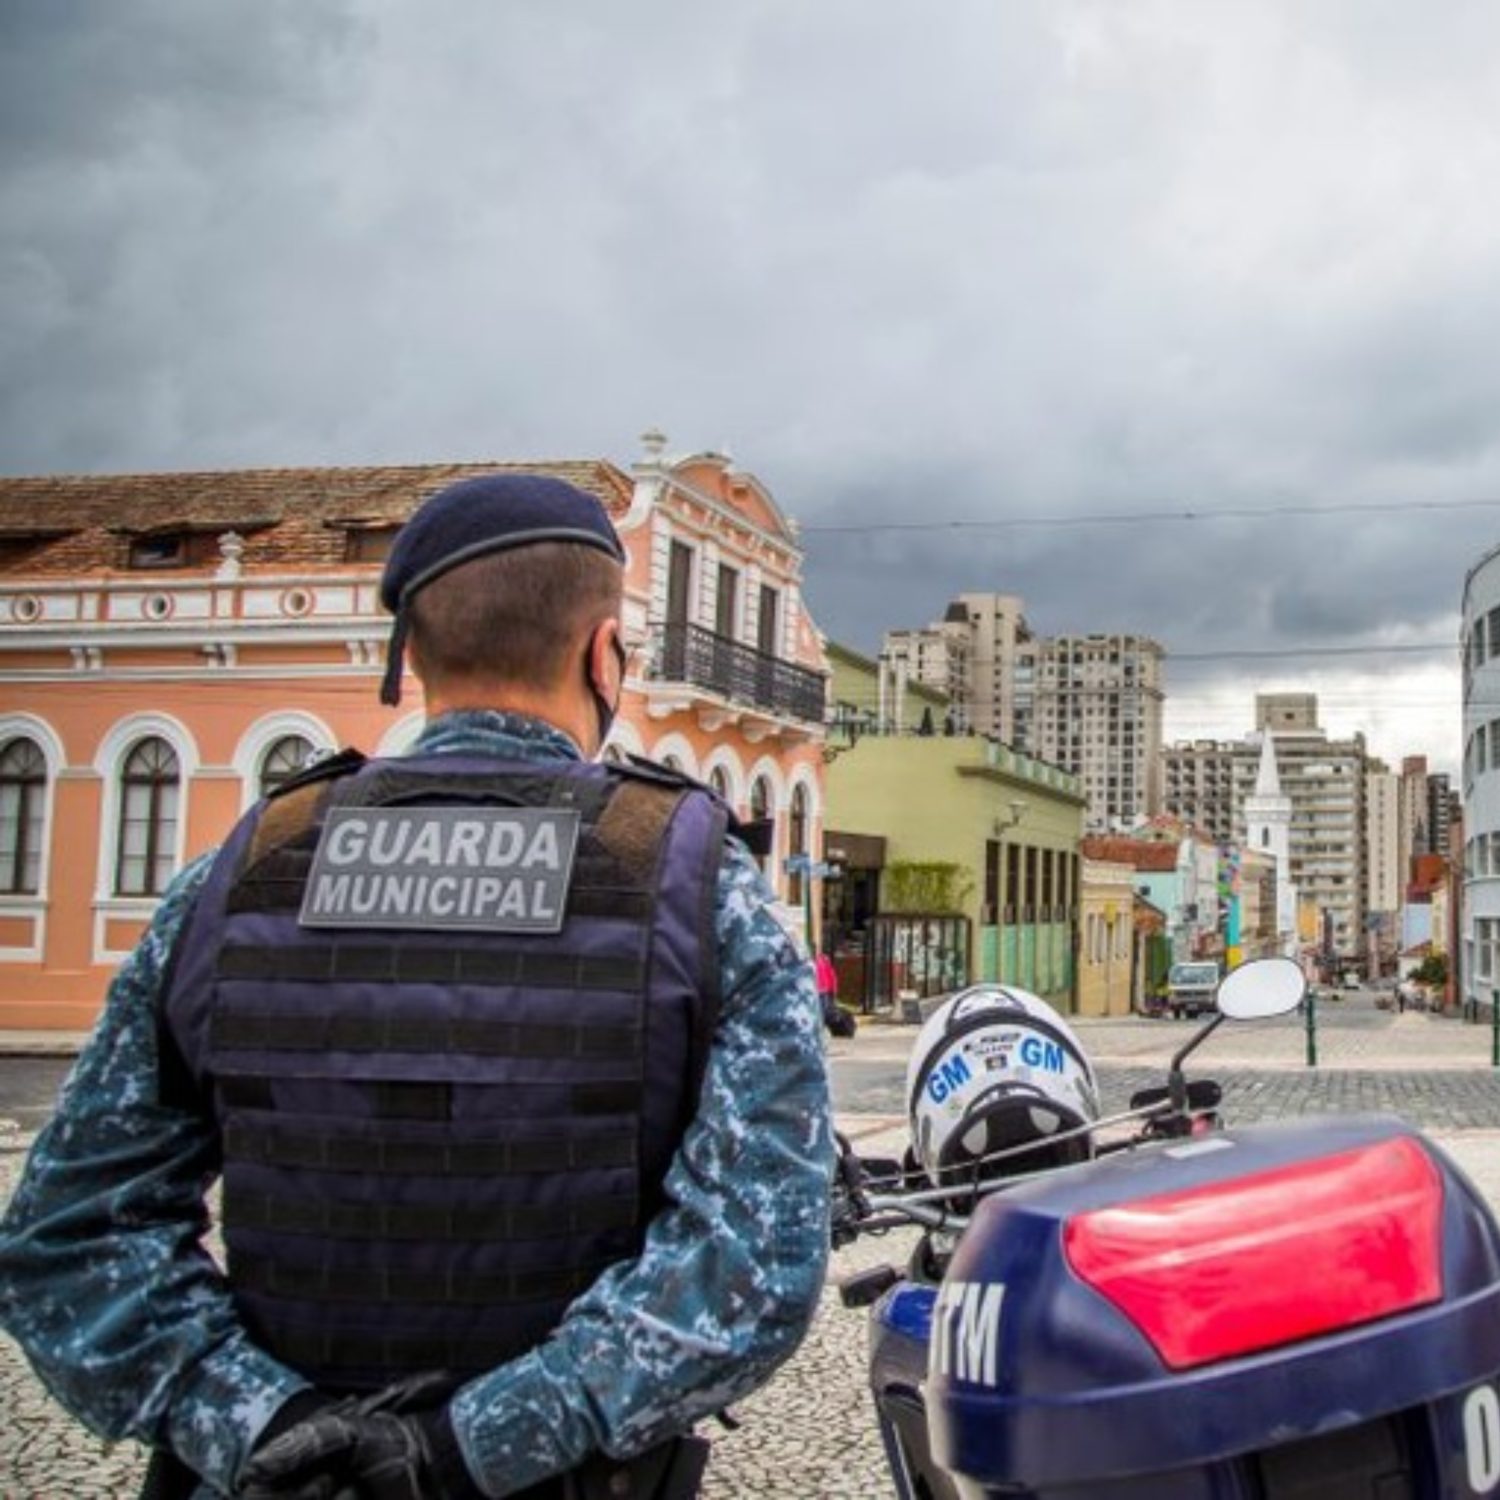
834, 1004, 1500, 1129
837, 1059, 1500, 1130
7, 997, 1500, 1498
837, 996, 1500, 1072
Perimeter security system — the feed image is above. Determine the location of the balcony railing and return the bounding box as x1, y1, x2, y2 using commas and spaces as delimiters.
651, 622, 826, 724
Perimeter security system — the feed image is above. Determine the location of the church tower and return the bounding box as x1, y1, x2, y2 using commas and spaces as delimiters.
1243, 730, 1296, 952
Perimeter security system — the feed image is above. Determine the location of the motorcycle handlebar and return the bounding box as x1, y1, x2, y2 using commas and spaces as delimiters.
832, 1093, 1221, 1244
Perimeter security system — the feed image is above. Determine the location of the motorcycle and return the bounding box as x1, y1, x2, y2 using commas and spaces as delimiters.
831, 958, 1500, 1499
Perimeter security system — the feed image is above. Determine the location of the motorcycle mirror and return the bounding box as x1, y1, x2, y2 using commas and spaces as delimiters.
1216, 957, 1307, 1021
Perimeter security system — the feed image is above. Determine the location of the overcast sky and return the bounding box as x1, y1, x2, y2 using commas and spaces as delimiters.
7, 2, 1500, 770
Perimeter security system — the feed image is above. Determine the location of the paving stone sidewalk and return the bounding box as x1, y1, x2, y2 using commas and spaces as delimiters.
7, 998, 1500, 1499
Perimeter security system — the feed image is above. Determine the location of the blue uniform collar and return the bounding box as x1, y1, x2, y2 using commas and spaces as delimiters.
411, 709, 586, 764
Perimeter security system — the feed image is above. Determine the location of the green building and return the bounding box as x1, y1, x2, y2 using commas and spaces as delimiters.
824, 730, 1087, 1013
825, 638, 950, 738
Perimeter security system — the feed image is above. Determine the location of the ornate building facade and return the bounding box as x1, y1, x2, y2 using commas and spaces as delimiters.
0, 433, 827, 1028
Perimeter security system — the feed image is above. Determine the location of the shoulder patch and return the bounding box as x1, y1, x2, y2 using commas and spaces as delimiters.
265, 746, 366, 800
616, 753, 708, 794
299, 805, 581, 933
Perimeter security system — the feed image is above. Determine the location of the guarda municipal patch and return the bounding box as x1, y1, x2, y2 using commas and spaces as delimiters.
299, 806, 580, 933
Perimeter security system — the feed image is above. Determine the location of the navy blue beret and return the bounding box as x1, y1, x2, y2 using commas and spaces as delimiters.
378, 471, 626, 704
380, 471, 625, 614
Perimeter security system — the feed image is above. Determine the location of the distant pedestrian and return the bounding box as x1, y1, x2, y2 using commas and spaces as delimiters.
1397, 982, 1407, 1014
817, 949, 856, 1037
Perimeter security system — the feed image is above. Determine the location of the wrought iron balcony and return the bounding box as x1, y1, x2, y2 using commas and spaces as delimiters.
650, 622, 826, 724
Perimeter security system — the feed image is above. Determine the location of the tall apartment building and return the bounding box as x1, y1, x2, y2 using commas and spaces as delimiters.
882, 610, 971, 730
1028, 633, 1165, 832
1400, 754, 1432, 866
947, 592, 1034, 744
1367, 762, 1402, 973
1163, 693, 1370, 962
1162, 739, 1238, 843
882, 596, 1164, 832
1429, 772, 1455, 856
1367, 762, 1402, 916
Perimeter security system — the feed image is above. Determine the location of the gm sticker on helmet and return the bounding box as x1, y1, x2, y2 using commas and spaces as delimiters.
928, 1054, 972, 1104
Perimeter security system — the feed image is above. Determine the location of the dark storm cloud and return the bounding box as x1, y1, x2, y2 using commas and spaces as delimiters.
5, 1, 1500, 763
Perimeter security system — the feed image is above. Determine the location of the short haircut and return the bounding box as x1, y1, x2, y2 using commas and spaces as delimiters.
407, 541, 623, 690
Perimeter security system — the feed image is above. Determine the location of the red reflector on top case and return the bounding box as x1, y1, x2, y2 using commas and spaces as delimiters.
1062, 1137, 1443, 1370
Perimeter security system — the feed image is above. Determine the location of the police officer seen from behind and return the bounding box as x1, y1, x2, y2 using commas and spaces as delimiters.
0, 474, 834, 1499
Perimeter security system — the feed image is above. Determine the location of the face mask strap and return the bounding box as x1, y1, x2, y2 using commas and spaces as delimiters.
587, 628, 627, 751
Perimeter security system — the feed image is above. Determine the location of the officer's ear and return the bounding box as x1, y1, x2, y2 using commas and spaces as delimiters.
586, 617, 626, 701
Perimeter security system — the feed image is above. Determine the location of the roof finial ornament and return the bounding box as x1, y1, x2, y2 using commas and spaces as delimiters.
640, 427, 668, 461
216, 531, 244, 582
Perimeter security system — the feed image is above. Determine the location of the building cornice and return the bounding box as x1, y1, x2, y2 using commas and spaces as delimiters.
650, 471, 802, 573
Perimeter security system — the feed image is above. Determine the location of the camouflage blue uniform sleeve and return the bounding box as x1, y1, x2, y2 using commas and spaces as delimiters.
0, 855, 311, 1496
450, 838, 835, 1496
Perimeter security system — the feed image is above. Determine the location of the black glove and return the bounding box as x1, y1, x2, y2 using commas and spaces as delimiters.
237, 1374, 482, 1500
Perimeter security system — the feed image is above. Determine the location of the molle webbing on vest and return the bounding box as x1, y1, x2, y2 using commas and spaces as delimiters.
226, 1189, 638, 1241
222, 1077, 468, 1120
248, 779, 333, 867
167, 753, 720, 1390
218, 1075, 643, 1118
214, 942, 645, 991
224, 1118, 637, 1176
228, 1253, 610, 1309
211, 1011, 641, 1058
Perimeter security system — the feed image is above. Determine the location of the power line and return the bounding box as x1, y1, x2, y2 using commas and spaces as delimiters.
800, 495, 1500, 536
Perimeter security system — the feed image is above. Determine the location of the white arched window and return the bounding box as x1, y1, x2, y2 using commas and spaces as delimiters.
0, 737, 46, 895
257, 734, 319, 798
116, 736, 181, 896
233, 712, 337, 811
708, 766, 731, 802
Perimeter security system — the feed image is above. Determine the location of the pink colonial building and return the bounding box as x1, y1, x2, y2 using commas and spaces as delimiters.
0, 431, 828, 1030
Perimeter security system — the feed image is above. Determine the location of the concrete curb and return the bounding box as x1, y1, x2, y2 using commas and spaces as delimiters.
0, 1034, 88, 1058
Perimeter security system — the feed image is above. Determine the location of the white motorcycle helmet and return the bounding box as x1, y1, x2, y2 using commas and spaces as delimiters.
907, 985, 1100, 1191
